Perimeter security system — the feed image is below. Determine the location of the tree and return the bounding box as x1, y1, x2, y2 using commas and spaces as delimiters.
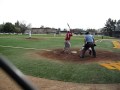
15, 20, 20, 27
15, 21, 30, 34
86, 29, 97, 35
40, 25, 44, 29
0, 24, 4, 33
15, 27, 21, 34
116, 19, 120, 31
3, 22, 15, 33
56, 28, 61, 34
14, 21, 21, 34
20, 23, 27, 34
104, 18, 116, 36
27, 23, 32, 30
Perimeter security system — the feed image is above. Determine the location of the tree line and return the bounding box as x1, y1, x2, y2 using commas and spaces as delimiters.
101, 18, 120, 37
0, 18, 120, 37
0, 21, 31, 34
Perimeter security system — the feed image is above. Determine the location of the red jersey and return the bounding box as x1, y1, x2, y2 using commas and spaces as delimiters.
65, 31, 72, 40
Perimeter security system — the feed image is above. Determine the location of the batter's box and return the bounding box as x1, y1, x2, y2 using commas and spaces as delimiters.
100, 62, 120, 70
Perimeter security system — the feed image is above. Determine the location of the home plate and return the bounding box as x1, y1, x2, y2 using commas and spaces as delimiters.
71, 51, 77, 54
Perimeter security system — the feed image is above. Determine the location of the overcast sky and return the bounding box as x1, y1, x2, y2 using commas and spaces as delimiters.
0, 0, 120, 30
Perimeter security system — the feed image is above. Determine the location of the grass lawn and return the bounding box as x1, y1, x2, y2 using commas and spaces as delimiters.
0, 34, 120, 84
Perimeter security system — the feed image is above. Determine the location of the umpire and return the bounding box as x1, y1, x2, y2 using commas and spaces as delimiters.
80, 32, 96, 58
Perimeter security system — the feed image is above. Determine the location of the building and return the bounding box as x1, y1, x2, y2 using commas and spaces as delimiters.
25, 27, 57, 34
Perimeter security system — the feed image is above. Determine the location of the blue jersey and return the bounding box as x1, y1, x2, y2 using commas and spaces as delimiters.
84, 34, 94, 43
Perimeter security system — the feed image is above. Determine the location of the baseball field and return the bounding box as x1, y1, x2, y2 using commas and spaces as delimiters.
0, 34, 120, 90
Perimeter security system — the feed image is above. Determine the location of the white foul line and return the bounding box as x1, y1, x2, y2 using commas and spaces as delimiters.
0, 45, 51, 51
0, 39, 104, 51
95, 39, 103, 43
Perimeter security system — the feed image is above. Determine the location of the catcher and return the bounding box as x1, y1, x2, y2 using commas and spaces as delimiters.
80, 44, 92, 56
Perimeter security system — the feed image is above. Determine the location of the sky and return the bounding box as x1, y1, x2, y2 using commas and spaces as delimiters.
0, 0, 120, 30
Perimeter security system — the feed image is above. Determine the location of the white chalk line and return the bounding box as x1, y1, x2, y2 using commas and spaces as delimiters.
0, 39, 107, 51
95, 39, 103, 43
0, 45, 51, 51
96, 39, 114, 43
0, 39, 101, 51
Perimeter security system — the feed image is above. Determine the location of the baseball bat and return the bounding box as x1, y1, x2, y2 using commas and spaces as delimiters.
67, 23, 71, 31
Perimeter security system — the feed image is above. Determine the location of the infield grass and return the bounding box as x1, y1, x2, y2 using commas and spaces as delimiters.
0, 34, 120, 84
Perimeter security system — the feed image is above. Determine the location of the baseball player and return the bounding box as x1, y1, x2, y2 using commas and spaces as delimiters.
80, 44, 92, 55
64, 31, 73, 53
80, 32, 96, 58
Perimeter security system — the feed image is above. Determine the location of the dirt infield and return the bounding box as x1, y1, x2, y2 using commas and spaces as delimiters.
37, 48, 120, 63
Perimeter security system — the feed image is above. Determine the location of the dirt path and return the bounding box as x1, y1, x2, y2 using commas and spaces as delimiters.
28, 76, 120, 90
0, 69, 120, 90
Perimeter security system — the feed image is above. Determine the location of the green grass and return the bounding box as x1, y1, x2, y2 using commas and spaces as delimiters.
0, 34, 120, 84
